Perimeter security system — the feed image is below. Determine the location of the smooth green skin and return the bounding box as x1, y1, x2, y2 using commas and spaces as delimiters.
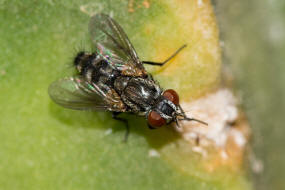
0, 1, 249, 189
215, 0, 285, 190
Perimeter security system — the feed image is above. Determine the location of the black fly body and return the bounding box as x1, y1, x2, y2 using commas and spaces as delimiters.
48, 14, 207, 141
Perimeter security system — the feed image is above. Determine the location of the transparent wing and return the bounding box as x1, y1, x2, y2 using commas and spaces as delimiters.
89, 13, 146, 76
48, 77, 126, 111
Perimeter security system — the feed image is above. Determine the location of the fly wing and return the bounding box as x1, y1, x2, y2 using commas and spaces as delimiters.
48, 77, 126, 112
89, 13, 146, 77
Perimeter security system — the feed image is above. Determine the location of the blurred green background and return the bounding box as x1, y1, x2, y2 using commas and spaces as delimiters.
215, 0, 285, 190
0, 1, 231, 190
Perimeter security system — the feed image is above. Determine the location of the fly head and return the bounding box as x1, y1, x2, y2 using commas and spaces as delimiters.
147, 89, 208, 129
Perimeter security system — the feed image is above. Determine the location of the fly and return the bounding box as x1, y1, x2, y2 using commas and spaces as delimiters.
48, 13, 207, 141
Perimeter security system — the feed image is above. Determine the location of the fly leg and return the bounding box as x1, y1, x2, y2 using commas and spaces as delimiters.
142, 44, 187, 66
112, 112, 130, 142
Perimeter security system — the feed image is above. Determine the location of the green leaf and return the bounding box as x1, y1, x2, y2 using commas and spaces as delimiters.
0, 0, 251, 189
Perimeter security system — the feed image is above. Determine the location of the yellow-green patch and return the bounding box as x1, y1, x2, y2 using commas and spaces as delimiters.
0, 0, 250, 190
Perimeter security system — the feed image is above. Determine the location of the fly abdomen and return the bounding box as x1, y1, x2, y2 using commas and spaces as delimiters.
74, 52, 98, 74
74, 51, 86, 68
74, 51, 121, 87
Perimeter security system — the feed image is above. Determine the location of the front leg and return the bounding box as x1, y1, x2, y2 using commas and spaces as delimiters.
142, 44, 187, 66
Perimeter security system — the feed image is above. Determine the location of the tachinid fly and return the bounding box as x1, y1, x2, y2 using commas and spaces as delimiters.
48, 14, 207, 140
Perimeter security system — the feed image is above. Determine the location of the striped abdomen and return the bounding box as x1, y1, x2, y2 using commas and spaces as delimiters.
74, 51, 119, 86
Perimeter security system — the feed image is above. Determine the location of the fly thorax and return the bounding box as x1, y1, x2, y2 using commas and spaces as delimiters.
114, 77, 130, 94
122, 78, 161, 112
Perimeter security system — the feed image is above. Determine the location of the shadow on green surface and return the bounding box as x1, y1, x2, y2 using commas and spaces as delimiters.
48, 101, 180, 148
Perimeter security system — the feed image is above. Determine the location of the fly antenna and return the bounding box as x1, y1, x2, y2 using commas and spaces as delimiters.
180, 117, 208, 126
175, 118, 181, 128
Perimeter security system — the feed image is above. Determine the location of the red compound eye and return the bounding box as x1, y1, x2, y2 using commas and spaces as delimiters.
148, 111, 166, 128
163, 89, 179, 105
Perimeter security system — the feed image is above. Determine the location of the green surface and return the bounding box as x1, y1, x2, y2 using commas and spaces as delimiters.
0, 0, 250, 189
215, 0, 285, 190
